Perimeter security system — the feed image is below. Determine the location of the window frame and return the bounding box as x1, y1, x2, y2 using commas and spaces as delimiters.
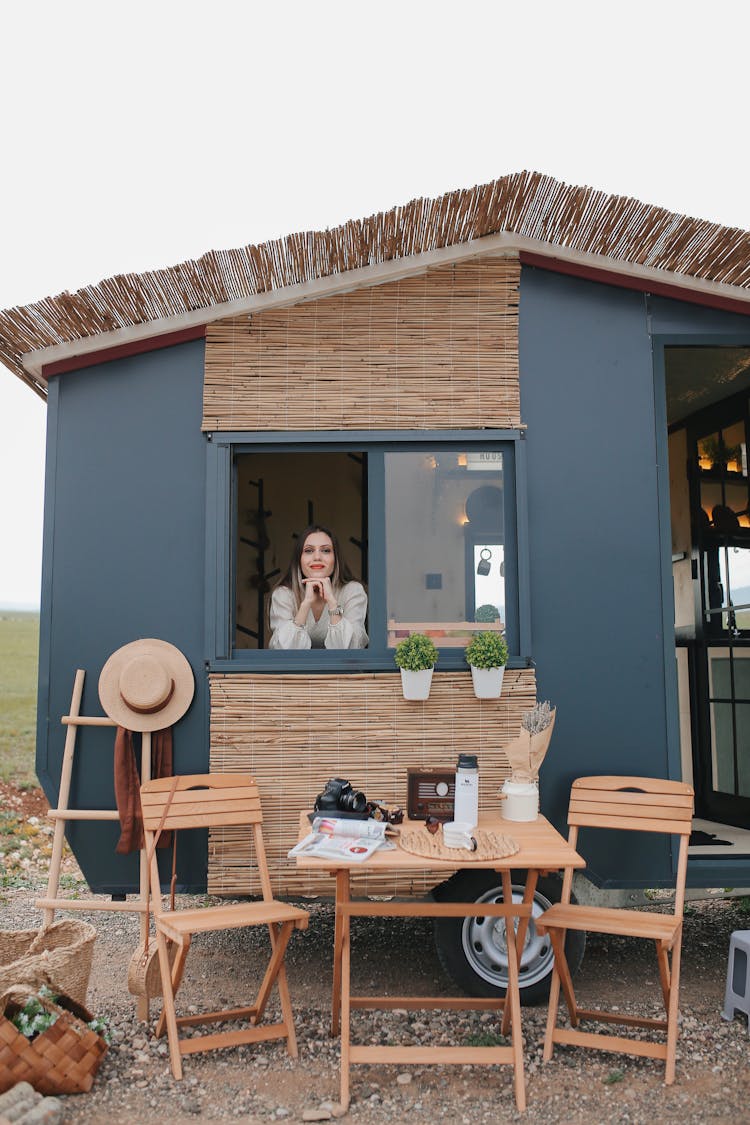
205, 429, 531, 672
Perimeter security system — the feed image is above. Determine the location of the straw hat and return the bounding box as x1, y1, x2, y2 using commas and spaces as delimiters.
98, 639, 194, 732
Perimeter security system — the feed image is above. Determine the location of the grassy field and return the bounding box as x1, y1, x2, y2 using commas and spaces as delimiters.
0, 611, 39, 786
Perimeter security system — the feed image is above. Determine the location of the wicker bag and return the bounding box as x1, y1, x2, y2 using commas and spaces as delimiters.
0, 985, 107, 1095
0, 921, 96, 1008
127, 936, 178, 998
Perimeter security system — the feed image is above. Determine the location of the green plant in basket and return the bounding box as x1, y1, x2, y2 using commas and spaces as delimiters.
11, 984, 111, 1043
393, 632, 439, 671
464, 630, 508, 670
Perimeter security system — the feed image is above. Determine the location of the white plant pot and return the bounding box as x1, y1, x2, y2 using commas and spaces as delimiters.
470, 664, 505, 699
400, 667, 434, 700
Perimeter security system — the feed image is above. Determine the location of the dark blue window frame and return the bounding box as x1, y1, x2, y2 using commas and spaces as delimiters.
205, 430, 531, 672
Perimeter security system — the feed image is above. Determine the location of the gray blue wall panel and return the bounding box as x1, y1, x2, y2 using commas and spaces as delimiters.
37, 340, 207, 892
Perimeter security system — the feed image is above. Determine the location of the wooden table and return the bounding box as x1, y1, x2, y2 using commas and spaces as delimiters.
295, 812, 584, 1112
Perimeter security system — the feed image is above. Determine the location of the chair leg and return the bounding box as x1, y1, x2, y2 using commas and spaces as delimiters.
547, 929, 579, 1028
665, 937, 683, 1085
262, 920, 299, 1058
156, 929, 183, 1080
543, 962, 561, 1062
656, 940, 672, 1011
276, 962, 298, 1057
156, 937, 190, 1040
252, 921, 295, 1025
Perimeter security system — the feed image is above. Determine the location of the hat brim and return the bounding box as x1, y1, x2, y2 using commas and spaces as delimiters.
98, 639, 195, 732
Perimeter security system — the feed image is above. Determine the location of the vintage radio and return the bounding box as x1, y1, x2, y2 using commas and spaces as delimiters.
407, 768, 455, 821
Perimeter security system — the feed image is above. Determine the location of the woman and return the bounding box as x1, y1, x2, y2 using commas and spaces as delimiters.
268, 525, 368, 649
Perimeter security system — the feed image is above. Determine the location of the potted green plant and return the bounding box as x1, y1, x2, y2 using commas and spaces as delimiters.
474, 603, 501, 623
464, 630, 508, 699
393, 632, 439, 700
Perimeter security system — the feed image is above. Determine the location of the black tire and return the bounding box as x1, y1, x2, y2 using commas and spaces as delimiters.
432, 868, 586, 1005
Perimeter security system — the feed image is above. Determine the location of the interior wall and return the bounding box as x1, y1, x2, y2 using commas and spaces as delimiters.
669, 428, 694, 631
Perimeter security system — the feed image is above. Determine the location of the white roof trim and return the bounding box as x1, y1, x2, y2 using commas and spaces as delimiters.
23, 232, 750, 382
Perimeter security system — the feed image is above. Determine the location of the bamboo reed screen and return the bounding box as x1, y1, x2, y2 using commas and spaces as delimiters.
8, 169, 750, 400
207, 668, 536, 898
202, 259, 520, 431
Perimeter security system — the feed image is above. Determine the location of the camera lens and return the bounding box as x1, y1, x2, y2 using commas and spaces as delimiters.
339, 787, 367, 813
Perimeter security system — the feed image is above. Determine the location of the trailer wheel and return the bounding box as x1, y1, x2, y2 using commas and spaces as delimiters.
432, 868, 586, 1005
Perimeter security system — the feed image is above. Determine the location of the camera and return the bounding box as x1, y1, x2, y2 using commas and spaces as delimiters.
314, 777, 367, 815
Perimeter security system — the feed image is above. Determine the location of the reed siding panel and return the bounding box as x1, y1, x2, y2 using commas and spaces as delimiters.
202, 258, 520, 431
207, 668, 536, 897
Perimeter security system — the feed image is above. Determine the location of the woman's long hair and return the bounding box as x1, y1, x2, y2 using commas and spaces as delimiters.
275, 524, 355, 609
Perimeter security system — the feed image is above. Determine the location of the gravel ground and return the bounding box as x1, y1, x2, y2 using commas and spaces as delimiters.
2, 790, 750, 1123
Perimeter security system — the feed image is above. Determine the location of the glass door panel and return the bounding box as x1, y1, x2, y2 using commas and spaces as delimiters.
708, 648, 750, 799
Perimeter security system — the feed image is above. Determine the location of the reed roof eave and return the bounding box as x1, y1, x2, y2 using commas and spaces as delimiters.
3, 170, 750, 400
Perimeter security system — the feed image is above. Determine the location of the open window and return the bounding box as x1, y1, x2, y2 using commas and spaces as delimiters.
206, 432, 528, 670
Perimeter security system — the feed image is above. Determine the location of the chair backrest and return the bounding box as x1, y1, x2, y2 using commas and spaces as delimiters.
141, 773, 263, 833
568, 775, 694, 836
564, 775, 694, 917
140, 773, 274, 903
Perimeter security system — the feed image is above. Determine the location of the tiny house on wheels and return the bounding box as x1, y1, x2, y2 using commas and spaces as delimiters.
3, 171, 750, 1003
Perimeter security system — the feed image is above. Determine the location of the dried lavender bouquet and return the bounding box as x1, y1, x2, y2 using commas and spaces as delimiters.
503, 700, 556, 782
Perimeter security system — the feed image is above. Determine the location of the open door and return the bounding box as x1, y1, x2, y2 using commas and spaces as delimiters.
668, 352, 750, 828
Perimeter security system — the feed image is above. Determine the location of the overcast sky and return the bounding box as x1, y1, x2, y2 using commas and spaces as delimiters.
2, 0, 749, 607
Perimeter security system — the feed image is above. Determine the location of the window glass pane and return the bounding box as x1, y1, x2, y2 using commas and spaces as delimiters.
385, 450, 505, 647
718, 546, 750, 629
738, 704, 750, 798
708, 652, 750, 796
697, 430, 721, 472
709, 699, 735, 794
722, 421, 746, 477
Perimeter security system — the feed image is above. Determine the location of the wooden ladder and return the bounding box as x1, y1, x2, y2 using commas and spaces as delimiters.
35, 668, 154, 1019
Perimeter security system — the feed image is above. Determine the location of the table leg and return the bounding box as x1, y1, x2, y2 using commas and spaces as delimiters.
339, 883, 352, 1112
500, 867, 539, 1037
501, 871, 526, 1112
331, 869, 349, 1037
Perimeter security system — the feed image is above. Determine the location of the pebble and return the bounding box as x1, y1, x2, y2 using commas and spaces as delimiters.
396, 1072, 413, 1085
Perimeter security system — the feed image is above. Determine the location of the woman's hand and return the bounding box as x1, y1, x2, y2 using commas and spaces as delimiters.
319, 576, 338, 610
302, 575, 337, 609
300, 578, 321, 605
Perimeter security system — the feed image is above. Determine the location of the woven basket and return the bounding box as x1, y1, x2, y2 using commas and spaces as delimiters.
0, 985, 107, 1095
0, 921, 96, 1008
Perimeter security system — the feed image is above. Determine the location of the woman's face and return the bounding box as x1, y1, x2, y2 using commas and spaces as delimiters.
300, 531, 335, 581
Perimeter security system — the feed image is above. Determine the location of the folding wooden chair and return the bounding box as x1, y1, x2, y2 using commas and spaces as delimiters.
140, 774, 309, 1079
536, 775, 694, 1084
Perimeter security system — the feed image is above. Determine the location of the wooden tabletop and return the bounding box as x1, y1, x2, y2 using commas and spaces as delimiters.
294, 812, 585, 873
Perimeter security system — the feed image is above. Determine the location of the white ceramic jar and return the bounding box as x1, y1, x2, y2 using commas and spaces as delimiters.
501, 779, 539, 821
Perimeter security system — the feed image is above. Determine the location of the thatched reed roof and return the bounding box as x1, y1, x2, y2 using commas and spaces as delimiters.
3, 170, 750, 399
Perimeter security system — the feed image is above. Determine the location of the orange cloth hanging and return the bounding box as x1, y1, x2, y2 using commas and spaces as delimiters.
114, 727, 173, 854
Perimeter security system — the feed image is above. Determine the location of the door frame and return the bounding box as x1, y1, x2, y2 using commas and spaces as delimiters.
655, 334, 750, 827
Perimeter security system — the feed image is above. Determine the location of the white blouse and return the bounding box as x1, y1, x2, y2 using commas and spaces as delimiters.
268, 582, 368, 650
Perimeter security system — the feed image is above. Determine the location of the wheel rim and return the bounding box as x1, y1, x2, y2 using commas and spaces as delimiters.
460, 884, 555, 991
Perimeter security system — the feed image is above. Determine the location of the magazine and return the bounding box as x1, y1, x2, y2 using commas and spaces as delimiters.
288, 816, 396, 863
